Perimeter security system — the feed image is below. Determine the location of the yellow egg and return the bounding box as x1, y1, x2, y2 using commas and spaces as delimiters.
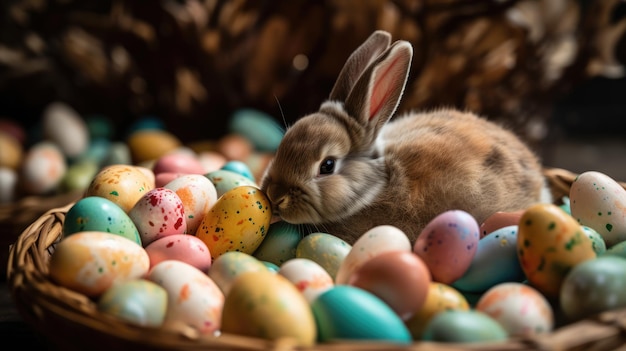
0, 131, 22, 170
127, 129, 182, 164
84, 164, 154, 213
517, 203, 597, 299
404, 282, 470, 340
195, 185, 271, 260
221, 270, 317, 346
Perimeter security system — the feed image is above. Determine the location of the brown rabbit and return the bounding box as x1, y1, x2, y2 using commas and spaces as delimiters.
260, 30, 552, 244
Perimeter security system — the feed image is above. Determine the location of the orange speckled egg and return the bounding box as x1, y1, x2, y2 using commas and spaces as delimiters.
84, 164, 155, 213
48, 231, 150, 297
127, 129, 182, 164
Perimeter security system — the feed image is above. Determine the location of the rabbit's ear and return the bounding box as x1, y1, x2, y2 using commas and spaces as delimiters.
329, 30, 391, 102
344, 40, 413, 143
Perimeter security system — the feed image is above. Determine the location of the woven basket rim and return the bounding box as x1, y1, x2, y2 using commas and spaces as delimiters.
7, 167, 626, 351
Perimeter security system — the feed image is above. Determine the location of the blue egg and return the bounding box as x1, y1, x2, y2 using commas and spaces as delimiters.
229, 109, 284, 152
311, 285, 411, 344
221, 160, 255, 182
63, 196, 141, 245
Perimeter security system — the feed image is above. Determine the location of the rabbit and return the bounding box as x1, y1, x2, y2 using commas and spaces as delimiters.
260, 30, 552, 244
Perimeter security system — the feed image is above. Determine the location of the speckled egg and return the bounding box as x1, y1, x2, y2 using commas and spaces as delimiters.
208, 251, 268, 295
164, 174, 218, 234
85, 164, 154, 213
570, 171, 626, 247
205, 169, 258, 198
63, 196, 141, 245
129, 187, 187, 246
421, 310, 508, 343
20, 141, 67, 195
413, 210, 480, 284
295, 232, 351, 280
476, 282, 554, 337
98, 279, 167, 327
42, 102, 89, 159
195, 185, 271, 260
253, 221, 302, 266
144, 234, 212, 271
517, 203, 597, 299
404, 282, 470, 340
147, 260, 224, 335
278, 258, 334, 303
221, 269, 317, 346
49, 231, 150, 297
452, 225, 524, 293
583, 225, 607, 255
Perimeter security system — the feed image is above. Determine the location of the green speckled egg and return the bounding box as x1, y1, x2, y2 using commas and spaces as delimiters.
205, 169, 257, 198
296, 232, 352, 280
421, 310, 508, 343
253, 221, 302, 266
63, 196, 141, 245
195, 185, 271, 260
583, 225, 607, 255
98, 279, 167, 327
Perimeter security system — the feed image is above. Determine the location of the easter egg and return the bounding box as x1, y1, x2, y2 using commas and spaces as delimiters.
147, 260, 224, 334
295, 232, 351, 280
421, 310, 508, 343
128, 187, 187, 246
195, 185, 271, 260
0, 167, 17, 203
84, 164, 154, 213
216, 133, 253, 161
144, 234, 212, 271
221, 270, 317, 346
164, 174, 218, 234
476, 282, 554, 337
311, 285, 411, 344
205, 169, 257, 198
583, 225, 607, 255
570, 171, 626, 247
127, 129, 182, 164
101, 141, 132, 166
278, 258, 334, 303
404, 282, 470, 339
197, 151, 227, 173
0, 131, 22, 170
348, 250, 431, 321
479, 210, 523, 238
560, 255, 626, 321
517, 203, 597, 299
42, 102, 89, 159
208, 251, 268, 295
221, 160, 255, 181
49, 231, 150, 297
85, 115, 115, 140
98, 279, 167, 327
253, 221, 302, 266
452, 225, 524, 293
229, 108, 284, 152
63, 196, 141, 245
60, 159, 100, 192
20, 141, 66, 195
413, 210, 480, 284
152, 151, 206, 175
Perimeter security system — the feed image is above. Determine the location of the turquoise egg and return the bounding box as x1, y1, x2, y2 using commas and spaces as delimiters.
452, 225, 524, 293
296, 232, 351, 280
98, 279, 167, 327
253, 221, 302, 266
125, 116, 164, 137
311, 285, 411, 344
205, 169, 257, 198
63, 196, 141, 245
221, 160, 255, 182
261, 261, 280, 272
229, 109, 284, 152
422, 310, 508, 342
583, 225, 607, 255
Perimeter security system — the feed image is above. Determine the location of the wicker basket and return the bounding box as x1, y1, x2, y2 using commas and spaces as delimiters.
7, 168, 626, 351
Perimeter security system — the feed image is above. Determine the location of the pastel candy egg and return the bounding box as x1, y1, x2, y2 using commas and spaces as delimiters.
42, 102, 89, 159
147, 260, 224, 334
253, 221, 301, 266
152, 151, 206, 175
413, 210, 480, 284
311, 285, 411, 344
452, 225, 524, 293
144, 234, 212, 271
205, 169, 257, 198
208, 251, 268, 295
97, 279, 167, 327
221, 160, 255, 181
421, 310, 508, 343
295, 232, 351, 280
129, 187, 187, 246
20, 141, 66, 195
570, 171, 626, 247
63, 196, 141, 245
517, 203, 596, 299
48, 231, 150, 297
164, 174, 218, 234
278, 258, 334, 303
84, 164, 154, 213
221, 270, 317, 346
476, 282, 553, 337
195, 185, 271, 260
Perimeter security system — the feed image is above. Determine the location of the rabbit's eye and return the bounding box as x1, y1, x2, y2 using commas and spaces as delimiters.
319, 157, 336, 175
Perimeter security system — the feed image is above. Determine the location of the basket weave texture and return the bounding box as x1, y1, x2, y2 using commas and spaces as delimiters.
7, 167, 626, 351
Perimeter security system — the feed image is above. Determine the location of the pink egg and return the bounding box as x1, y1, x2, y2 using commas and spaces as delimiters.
152, 152, 206, 175
479, 210, 523, 238
413, 210, 479, 284
145, 234, 212, 272
129, 187, 187, 246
